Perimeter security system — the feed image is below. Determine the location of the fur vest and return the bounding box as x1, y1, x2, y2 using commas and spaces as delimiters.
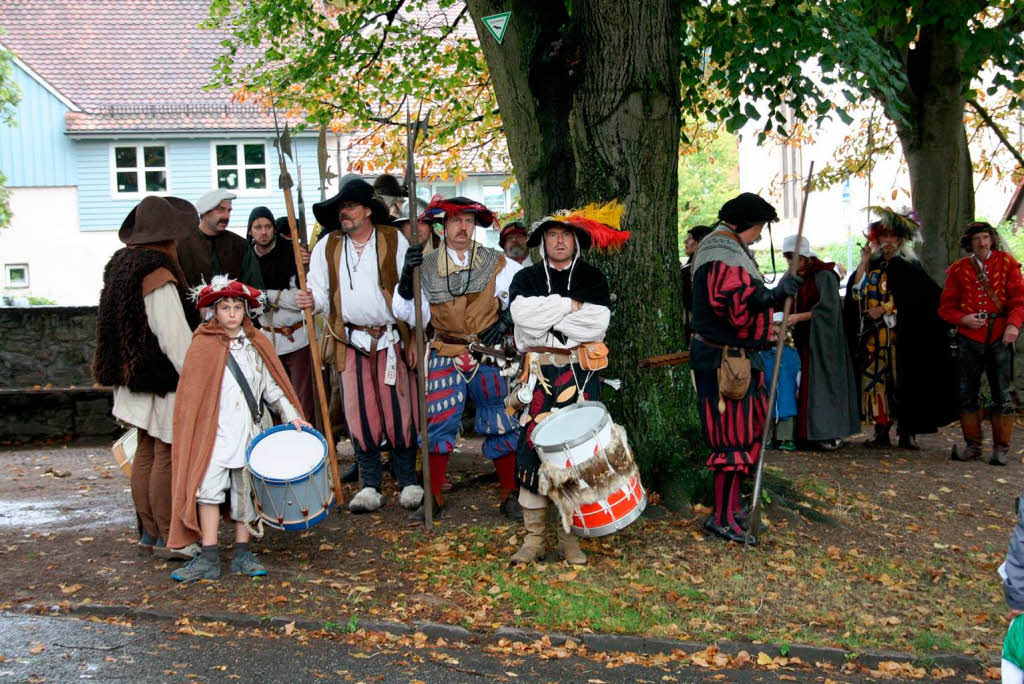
93, 248, 186, 395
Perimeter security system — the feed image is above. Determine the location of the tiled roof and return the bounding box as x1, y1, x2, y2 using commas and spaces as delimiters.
0, 0, 270, 132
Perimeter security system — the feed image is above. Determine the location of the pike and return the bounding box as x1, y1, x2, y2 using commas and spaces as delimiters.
744, 161, 815, 546
271, 102, 344, 508
406, 102, 432, 526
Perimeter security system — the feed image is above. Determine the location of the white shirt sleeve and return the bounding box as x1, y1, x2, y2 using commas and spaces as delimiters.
554, 303, 611, 343
391, 232, 432, 327
510, 295, 572, 350
306, 237, 331, 315
144, 282, 193, 373
495, 257, 524, 308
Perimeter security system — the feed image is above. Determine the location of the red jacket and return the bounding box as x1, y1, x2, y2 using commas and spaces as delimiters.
938, 250, 1024, 343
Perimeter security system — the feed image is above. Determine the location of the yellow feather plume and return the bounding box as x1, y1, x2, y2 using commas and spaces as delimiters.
570, 201, 626, 231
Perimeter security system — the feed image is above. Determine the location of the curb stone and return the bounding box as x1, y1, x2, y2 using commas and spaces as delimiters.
40, 602, 989, 673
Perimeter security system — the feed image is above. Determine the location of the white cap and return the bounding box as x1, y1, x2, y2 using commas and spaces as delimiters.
195, 189, 237, 216
782, 234, 814, 257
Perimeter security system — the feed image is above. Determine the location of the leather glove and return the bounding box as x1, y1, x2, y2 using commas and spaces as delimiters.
771, 273, 803, 306
397, 244, 424, 299
479, 307, 513, 347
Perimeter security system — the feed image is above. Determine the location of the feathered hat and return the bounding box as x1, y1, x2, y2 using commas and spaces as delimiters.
421, 195, 495, 227
191, 275, 265, 314
866, 206, 920, 242
526, 201, 631, 252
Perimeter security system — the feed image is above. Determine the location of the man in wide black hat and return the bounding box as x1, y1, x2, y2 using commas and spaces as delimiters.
93, 196, 200, 561
295, 179, 424, 515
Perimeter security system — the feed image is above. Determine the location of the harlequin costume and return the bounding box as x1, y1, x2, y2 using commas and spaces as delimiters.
843, 208, 957, 449
507, 202, 626, 565
393, 196, 524, 521
306, 179, 423, 514
939, 222, 1024, 465
689, 193, 801, 545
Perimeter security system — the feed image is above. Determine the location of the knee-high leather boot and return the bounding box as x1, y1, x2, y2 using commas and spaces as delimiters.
951, 411, 983, 461
991, 413, 1015, 466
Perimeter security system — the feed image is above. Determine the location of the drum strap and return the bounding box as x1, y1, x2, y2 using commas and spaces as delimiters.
225, 353, 263, 424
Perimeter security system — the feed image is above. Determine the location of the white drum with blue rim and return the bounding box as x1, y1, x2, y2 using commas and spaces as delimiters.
246, 425, 335, 531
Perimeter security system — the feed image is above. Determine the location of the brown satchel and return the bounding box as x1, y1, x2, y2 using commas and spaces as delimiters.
718, 346, 752, 401
579, 342, 609, 371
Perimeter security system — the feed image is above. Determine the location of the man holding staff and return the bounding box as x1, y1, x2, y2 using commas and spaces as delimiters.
689, 193, 801, 545
295, 178, 426, 514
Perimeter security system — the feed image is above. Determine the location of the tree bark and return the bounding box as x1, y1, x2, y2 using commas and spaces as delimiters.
468, 0, 701, 505
888, 21, 975, 283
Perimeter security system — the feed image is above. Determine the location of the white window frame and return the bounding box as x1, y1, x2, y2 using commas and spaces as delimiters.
109, 143, 169, 199
210, 141, 271, 196
480, 182, 511, 213
4, 263, 29, 289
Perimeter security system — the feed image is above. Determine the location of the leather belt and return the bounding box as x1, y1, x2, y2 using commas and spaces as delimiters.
271, 319, 305, 342
433, 331, 477, 345
348, 323, 388, 339
975, 312, 1005, 320
525, 346, 580, 366
692, 333, 756, 356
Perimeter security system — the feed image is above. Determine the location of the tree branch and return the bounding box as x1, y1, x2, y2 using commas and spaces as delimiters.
356, 0, 407, 75
967, 98, 1024, 171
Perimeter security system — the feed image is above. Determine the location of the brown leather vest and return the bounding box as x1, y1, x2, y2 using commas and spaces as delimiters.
322, 225, 411, 370
429, 253, 504, 357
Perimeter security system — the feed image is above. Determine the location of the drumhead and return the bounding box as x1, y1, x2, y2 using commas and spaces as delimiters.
532, 401, 609, 449
248, 426, 326, 481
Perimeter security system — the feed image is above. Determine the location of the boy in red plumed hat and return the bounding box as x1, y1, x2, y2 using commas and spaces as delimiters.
169, 276, 310, 582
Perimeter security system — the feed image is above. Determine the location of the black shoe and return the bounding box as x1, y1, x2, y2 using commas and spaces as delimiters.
500, 495, 524, 522
951, 443, 982, 461
897, 433, 920, 450
409, 500, 446, 522
340, 461, 359, 483
703, 516, 757, 545
864, 426, 892, 448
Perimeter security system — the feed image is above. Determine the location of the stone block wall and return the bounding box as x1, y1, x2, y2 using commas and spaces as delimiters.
0, 306, 117, 442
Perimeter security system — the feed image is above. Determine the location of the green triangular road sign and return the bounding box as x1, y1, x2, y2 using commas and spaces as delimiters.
482, 11, 511, 44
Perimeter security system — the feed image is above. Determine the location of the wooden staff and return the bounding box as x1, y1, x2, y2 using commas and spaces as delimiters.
272, 106, 344, 507
744, 161, 815, 545
407, 104, 432, 526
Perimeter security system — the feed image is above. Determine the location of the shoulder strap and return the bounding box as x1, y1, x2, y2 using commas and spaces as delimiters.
225, 351, 263, 424
971, 256, 1004, 311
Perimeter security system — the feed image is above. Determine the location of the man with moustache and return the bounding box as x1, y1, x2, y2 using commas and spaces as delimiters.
940, 222, 1024, 465
295, 179, 425, 514
248, 206, 315, 420
393, 196, 523, 521
177, 189, 264, 306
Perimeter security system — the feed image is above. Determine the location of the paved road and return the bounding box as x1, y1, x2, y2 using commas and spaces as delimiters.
0, 613, 873, 683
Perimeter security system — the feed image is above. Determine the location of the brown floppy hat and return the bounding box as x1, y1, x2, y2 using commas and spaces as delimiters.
118, 196, 199, 245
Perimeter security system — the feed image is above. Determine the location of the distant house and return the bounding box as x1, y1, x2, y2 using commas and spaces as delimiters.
0, 1, 515, 305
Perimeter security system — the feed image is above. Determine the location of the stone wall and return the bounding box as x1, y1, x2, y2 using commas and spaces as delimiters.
0, 306, 117, 442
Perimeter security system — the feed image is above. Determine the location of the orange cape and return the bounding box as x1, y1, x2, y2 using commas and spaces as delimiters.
168, 317, 305, 548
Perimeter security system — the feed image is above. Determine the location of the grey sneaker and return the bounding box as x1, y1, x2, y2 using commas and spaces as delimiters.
230, 549, 267, 577
171, 553, 220, 582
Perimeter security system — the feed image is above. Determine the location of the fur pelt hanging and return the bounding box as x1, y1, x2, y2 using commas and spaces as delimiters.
538, 422, 639, 533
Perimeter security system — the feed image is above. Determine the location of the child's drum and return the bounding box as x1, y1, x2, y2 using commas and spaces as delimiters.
246, 425, 335, 530
531, 401, 646, 537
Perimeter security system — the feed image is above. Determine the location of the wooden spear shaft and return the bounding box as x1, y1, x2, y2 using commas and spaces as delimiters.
744, 160, 815, 545
407, 106, 432, 527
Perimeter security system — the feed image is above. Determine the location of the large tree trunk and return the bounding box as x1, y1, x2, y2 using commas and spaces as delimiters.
468, 0, 702, 506
892, 22, 975, 283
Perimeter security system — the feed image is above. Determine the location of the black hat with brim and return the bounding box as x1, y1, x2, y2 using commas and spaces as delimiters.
313, 178, 392, 233
119, 196, 199, 245
526, 217, 592, 251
